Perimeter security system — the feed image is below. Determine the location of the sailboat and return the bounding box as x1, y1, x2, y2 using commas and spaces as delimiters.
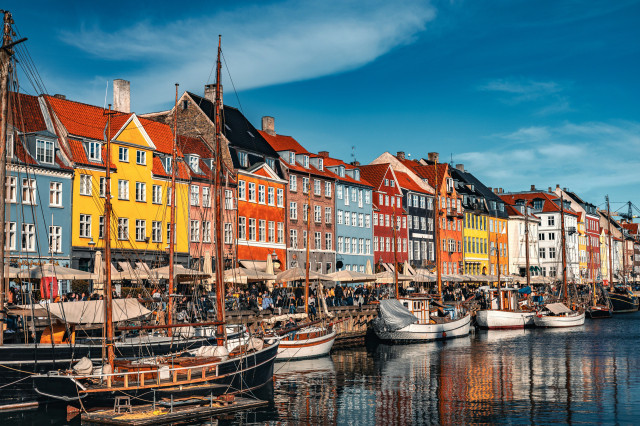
373, 159, 471, 342
477, 204, 536, 329
271, 186, 336, 360
534, 195, 585, 327
585, 249, 612, 319
31, 37, 279, 407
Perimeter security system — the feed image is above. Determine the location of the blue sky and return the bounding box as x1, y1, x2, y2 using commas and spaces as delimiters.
9, 0, 640, 213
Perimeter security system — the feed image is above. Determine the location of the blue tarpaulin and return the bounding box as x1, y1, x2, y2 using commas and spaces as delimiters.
518, 286, 532, 294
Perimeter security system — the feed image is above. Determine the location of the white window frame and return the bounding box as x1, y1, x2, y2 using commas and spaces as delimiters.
135, 182, 146, 202
118, 180, 129, 200
135, 219, 146, 242
118, 218, 129, 240
22, 223, 36, 251
87, 141, 102, 162
36, 139, 54, 164
152, 221, 162, 243
5, 176, 16, 203
118, 146, 129, 162
79, 174, 92, 196
79, 214, 92, 238
136, 150, 147, 165
49, 181, 62, 207
22, 178, 37, 204
152, 185, 162, 204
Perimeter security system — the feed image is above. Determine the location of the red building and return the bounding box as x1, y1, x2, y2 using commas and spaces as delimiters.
360, 163, 408, 269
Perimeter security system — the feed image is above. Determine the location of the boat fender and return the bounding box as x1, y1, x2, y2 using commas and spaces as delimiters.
73, 357, 93, 375
442, 331, 447, 339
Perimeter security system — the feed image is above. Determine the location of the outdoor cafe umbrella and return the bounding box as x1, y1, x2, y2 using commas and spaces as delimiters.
276, 267, 330, 282
327, 269, 377, 283
147, 264, 210, 281
375, 270, 413, 284
4, 265, 23, 279
18, 263, 95, 280
223, 267, 277, 284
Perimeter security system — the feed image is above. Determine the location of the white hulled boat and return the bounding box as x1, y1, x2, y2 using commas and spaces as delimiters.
533, 302, 585, 328
276, 324, 337, 360
476, 287, 536, 329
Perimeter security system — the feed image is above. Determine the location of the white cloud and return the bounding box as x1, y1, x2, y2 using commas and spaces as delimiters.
57, 0, 436, 110
478, 77, 572, 115
457, 120, 640, 202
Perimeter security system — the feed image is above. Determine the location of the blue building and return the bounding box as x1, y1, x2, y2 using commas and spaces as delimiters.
324, 155, 374, 273
6, 93, 74, 272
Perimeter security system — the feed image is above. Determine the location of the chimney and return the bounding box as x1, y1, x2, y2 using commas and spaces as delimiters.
262, 116, 276, 136
548, 187, 552, 193
204, 83, 223, 105
556, 184, 560, 189
397, 151, 405, 161
351, 161, 360, 167
53, 94, 66, 100
113, 79, 130, 113
488, 187, 492, 192
530, 184, 536, 191
456, 163, 464, 171
318, 151, 329, 158
427, 152, 439, 163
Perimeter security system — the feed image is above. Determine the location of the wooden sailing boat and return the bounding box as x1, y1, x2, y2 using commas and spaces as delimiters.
275, 178, 336, 360
585, 247, 613, 318
373, 158, 471, 342
534, 195, 585, 327
32, 36, 279, 407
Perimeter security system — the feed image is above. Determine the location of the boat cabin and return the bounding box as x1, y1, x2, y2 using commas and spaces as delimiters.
398, 296, 432, 324
479, 287, 522, 311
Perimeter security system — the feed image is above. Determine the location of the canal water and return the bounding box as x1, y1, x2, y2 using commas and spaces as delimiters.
5, 312, 640, 425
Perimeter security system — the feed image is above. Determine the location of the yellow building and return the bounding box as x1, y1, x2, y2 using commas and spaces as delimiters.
488, 215, 509, 277
45, 94, 190, 278
577, 215, 587, 283
463, 212, 490, 276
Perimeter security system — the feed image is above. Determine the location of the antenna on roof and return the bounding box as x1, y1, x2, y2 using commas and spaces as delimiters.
103, 80, 109, 111
351, 145, 356, 162
450, 153, 453, 166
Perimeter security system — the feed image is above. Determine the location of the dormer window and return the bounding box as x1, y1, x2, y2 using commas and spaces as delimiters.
533, 199, 543, 209
303, 155, 309, 168
165, 157, 172, 173
339, 166, 345, 178
6, 133, 14, 158
87, 141, 102, 162
289, 152, 295, 165
318, 158, 323, 171
238, 151, 248, 167
354, 169, 360, 181
266, 157, 275, 170
189, 155, 200, 172
384, 179, 389, 186
390, 180, 394, 187
36, 139, 54, 164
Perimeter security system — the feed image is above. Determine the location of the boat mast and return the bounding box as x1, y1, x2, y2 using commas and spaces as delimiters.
495, 233, 501, 310
213, 36, 226, 345
393, 208, 398, 298
167, 84, 178, 336
104, 105, 115, 369
607, 195, 613, 291
590, 250, 596, 307
433, 159, 442, 299
305, 173, 311, 314
524, 201, 531, 288
0, 11, 13, 347
560, 195, 568, 304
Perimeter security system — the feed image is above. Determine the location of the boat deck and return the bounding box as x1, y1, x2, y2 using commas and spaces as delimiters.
80, 396, 267, 425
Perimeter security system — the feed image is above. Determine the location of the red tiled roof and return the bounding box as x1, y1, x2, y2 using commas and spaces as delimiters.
13, 137, 37, 165
177, 135, 212, 158
500, 192, 579, 216
139, 117, 182, 156
10, 92, 46, 133
152, 156, 190, 180
319, 157, 374, 187
359, 163, 390, 190
258, 130, 309, 154
622, 222, 639, 234
400, 159, 448, 189
67, 138, 116, 169
395, 170, 429, 194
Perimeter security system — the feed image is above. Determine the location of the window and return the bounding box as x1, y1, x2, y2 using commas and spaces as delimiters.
303, 155, 309, 168
365, 214, 370, 228
6, 133, 13, 159
359, 238, 364, 255
166, 223, 175, 244
366, 239, 371, 254
36, 139, 54, 163
337, 210, 343, 225
238, 151, 248, 167
137, 150, 146, 165
135, 182, 146, 202
386, 237, 390, 252
549, 232, 555, 240
365, 190, 371, 204
539, 248, 546, 259
314, 205, 321, 223
326, 233, 332, 250
268, 187, 275, 206
152, 221, 162, 243
268, 221, 275, 242
344, 237, 351, 253
166, 187, 172, 206
118, 180, 129, 200
358, 190, 363, 208
548, 216, 555, 226
118, 218, 129, 240
48, 225, 62, 253
359, 213, 364, 227
203, 221, 211, 243
373, 213, 378, 226
420, 197, 426, 209
325, 207, 332, 224
190, 220, 200, 242
549, 247, 556, 258
248, 182, 256, 202
165, 157, 172, 173
152, 185, 162, 204
88, 141, 101, 161
539, 233, 545, 241
352, 189, 357, 203
337, 236, 344, 253
385, 215, 390, 227
303, 177, 309, 194
238, 181, 246, 200
135, 220, 146, 241
190, 185, 200, 206
79, 214, 91, 238
79, 175, 92, 196
225, 190, 234, 209
402, 217, 406, 229
337, 185, 343, 199
289, 152, 296, 165
238, 217, 246, 239
345, 212, 350, 226
4, 222, 16, 250
21, 178, 36, 204
408, 195, 412, 207
259, 219, 266, 242
22, 223, 35, 251
258, 185, 265, 204
325, 181, 332, 197
277, 222, 284, 243
277, 188, 284, 207
224, 223, 233, 244
248, 218, 256, 240
203, 187, 211, 207
374, 237, 378, 252
98, 216, 105, 239
314, 179, 321, 195
421, 217, 426, 230
5, 176, 16, 202
549, 266, 557, 277
118, 146, 129, 162
290, 175, 297, 191
290, 202, 298, 220
49, 182, 62, 207
315, 232, 322, 250
189, 155, 199, 171
290, 229, 298, 248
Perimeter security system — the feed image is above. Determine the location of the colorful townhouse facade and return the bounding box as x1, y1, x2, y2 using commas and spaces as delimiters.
322, 154, 374, 273
359, 163, 408, 270
259, 117, 337, 274
45, 94, 191, 276
5, 93, 74, 270
502, 202, 542, 277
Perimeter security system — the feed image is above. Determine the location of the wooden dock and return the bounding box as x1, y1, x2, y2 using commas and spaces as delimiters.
81, 396, 267, 425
